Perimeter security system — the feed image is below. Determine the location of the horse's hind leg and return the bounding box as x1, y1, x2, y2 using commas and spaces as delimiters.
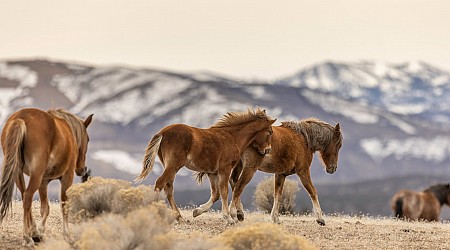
22, 174, 43, 246
37, 180, 50, 238
154, 158, 182, 220
297, 170, 325, 226
193, 173, 219, 217
163, 180, 182, 220
271, 174, 286, 224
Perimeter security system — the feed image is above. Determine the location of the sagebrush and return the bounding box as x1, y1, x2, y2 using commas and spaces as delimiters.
253, 176, 300, 214
66, 177, 159, 222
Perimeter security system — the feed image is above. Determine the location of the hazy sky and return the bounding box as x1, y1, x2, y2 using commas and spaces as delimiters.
1, 0, 449, 79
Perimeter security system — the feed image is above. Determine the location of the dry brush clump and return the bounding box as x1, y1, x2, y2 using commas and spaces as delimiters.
218, 222, 317, 250
66, 176, 159, 222
253, 176, 300, 214
38, 202, 176, 250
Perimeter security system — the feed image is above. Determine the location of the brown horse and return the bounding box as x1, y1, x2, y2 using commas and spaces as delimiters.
135, 108, 275, 224
0, 108, 93, 246
229, 118, 343, 225
391, 184, 450, 221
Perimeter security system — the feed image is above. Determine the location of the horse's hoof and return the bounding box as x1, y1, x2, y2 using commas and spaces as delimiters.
237, 212, 245, 221
316, 218, 326, 226
32, 234, 44, 243
193, 209, 202, 218
23, 237, 35, 247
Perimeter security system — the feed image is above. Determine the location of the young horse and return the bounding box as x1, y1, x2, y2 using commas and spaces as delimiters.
391, 183, 450, 221
0, 108, 93, 246
135, 108, 275, 224
229, 118, 343, 225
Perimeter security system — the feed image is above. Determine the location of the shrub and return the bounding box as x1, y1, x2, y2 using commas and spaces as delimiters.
66, 177, 159, 222
253, 176, 300, 214
218, 222, 317, 250
38, 202, 176, 250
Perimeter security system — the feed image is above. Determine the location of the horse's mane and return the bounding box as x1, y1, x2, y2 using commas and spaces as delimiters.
281, 117, 340, 151
211, 108, 272, 128
424, 184, 450, 205
47, 109, 86, 148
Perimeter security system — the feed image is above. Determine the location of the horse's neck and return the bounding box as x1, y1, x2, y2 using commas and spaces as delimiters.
223, 126, 256, 150
425, 189, 448, 206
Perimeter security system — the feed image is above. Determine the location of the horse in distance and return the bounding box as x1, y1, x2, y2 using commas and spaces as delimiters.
135, 108, 276, 224
391, 183, 450, 221
229, 117, 343, 225
0, 108, 93, 246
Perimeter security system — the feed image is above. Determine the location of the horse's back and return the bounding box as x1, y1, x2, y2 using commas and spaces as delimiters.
391, 189, 438, 220
157, 123, 234, 171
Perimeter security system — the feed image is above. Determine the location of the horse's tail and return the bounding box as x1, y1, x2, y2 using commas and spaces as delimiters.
0, 119, 26, 222
135, 134, 163, 183
395, 198, 404, 218
193, 172, 207, 185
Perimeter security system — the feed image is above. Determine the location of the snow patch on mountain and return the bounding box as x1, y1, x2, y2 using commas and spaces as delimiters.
92, 149, 191, 177
360, 137, 450, 163
0, 62, 37, 124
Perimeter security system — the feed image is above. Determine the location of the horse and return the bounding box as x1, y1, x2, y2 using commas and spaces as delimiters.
0, 108, 93, 246
390, 183, 450, 221
135, 108, 276, 224
229, 117, 343, 225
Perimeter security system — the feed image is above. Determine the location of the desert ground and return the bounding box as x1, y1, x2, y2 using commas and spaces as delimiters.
1, 201, 450, 249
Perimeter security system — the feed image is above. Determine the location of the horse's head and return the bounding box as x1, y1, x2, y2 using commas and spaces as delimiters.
252, 126, 274, 155
445, 184, 450, 205
75, 114, 93, 179
319, 123, 342, 174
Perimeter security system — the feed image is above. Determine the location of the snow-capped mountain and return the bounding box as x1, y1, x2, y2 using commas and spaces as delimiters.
1, 59, 450, 189
279, 61, 450, 128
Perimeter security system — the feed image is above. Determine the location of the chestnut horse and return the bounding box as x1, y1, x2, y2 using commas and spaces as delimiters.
0, 108, 92, 246
135, 108, 275, 224
391, 183, 450, 221
229, 118, 343, 225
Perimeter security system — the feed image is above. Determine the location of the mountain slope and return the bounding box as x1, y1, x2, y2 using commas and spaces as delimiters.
1, 59, 450, 191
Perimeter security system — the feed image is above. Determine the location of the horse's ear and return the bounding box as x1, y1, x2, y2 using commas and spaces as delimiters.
269, 119, 276, 125
84, 114, 94, 128
334, 123, 341, 132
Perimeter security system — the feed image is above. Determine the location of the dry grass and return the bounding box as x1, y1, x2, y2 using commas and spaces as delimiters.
1, 200, 450, 249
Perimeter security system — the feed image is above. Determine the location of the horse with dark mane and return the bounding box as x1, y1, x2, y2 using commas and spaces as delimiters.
228, 117, 342, 225
135, 108, 275, 224
391, 183, 450, 221
0, 108, 92, 246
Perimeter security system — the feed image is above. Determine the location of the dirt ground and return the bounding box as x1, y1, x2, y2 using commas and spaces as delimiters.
1, 201, 450, 249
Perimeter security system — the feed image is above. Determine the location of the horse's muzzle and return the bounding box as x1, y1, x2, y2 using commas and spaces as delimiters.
259, 148, 272, 155
326, 164, 337, 174
81, 168, 91, 183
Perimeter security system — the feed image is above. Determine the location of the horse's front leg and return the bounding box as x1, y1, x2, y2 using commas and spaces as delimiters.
297, 170, 325, 226
218, 168, 234, 224
271, 174, 286, 224
193, 173, 219, 217
229, 166, 257, 222
60, 172, 75, 243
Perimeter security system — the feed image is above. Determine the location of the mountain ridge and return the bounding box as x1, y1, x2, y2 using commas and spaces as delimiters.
1, 59, 449, 190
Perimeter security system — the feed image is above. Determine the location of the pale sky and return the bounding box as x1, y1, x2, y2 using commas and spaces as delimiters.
1, 0, 449, 79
